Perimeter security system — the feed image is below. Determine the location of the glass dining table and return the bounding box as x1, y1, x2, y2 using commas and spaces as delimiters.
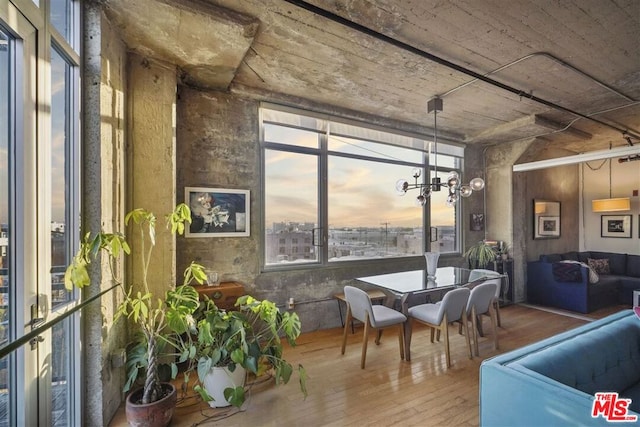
355, 266, 475, 361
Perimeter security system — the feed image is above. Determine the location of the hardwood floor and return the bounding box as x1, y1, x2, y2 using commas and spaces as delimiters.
108, 304, 630, 427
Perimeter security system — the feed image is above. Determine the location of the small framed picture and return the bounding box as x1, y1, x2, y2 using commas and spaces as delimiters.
537, 216, 560, 237
185, 187, 250, 237
470, 213, 484, 231
601, 215, 632, 238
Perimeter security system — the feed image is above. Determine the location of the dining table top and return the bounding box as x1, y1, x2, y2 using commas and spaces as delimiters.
355, 266, 473, 295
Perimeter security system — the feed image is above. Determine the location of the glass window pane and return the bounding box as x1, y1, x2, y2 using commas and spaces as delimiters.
264, 150, 318, 265
430, 171, 457, 253
264, 123, 319, 149
50, 0, 72, 44
328, 134, 423, 163
328, 156, 423, 260
0, 27, 11, 427
51, 319, 70, 426
50, 48, 71, 308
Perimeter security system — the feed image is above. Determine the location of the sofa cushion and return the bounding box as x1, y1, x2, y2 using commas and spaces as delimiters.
541, 253, 563, 262
628, 255, 640, 278
552, 262, 583, 282
623, 382, 640, 413
589, 257, 610, 274
578, 252, 591, 263
513, 314, 640, 396
591, 251, 627, 275
561, 251, 579, 261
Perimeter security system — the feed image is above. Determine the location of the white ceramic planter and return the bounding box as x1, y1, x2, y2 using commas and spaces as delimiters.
202, 365, 246, 408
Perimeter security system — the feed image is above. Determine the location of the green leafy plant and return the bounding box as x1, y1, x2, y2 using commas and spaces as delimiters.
182, 295, 308, 408
463, 240, 498, 269
64, 204, 207, 405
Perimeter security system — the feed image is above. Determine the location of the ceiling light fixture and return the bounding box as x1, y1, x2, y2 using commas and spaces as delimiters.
395, 97, 485, 207
592, 157, 630, 212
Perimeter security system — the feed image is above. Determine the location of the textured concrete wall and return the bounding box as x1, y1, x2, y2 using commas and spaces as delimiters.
127, 54, 178, 297
83, 3, 128, 425
175, 87, 467, 331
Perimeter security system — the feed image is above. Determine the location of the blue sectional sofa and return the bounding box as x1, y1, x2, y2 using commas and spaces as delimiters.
480, 310, 640, 426
527, 251, 640, 313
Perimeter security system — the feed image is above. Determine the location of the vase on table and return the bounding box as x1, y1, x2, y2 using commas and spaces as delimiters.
425, 252, 440, 279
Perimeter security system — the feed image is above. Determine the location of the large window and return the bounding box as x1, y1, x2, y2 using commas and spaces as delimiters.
261, 104, 464, 267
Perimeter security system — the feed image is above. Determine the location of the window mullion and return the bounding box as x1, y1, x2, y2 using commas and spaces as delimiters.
319, 127, 329, 264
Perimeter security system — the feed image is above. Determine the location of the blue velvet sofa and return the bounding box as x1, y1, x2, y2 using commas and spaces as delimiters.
480, 310, 640, 426
527, 251, 640, 313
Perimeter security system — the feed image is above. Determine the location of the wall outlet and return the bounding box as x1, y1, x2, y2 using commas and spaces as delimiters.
287, 297, 295, 309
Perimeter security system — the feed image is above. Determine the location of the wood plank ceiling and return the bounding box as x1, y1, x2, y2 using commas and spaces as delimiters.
102, 0, 640, 158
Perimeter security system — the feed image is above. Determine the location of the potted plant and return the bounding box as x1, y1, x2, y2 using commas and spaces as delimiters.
463, 240, 498, 269
64, 204, 207, 426
496, 241, 511, 260
182, 294, 308, 408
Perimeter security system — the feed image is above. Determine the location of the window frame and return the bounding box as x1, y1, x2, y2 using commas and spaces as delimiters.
260, 103, 465, 271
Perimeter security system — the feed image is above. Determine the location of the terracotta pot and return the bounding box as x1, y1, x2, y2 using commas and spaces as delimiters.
125, 382, 177, 427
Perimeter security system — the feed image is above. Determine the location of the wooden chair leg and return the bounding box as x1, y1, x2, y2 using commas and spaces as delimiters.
442, 314, 451, 368
360, 313, 370, 369
397, 324, 405, 360
495, 301, 502, 327
375, 329, 383, 345
471, 307, 479, 357
341, 306, 352, 355
490, 306, 499, 351
462, 312, 472, 360
430, 326, 435, 343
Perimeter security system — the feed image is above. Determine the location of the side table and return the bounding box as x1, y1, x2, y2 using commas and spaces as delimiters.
195, 281, 245, 311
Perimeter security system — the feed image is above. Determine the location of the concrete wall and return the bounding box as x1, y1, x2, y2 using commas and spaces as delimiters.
175, 86, 474, 331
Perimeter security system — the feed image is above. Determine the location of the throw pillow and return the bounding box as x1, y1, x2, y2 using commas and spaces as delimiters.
588, 258, 610, 275
552, 262, 582, 282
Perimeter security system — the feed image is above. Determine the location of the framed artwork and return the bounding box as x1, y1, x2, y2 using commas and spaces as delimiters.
185, 187, 250, 237
533, 200, 560, 239
538, 216, 560, 237
601, 215, 632, 238
470, 213, 484, 231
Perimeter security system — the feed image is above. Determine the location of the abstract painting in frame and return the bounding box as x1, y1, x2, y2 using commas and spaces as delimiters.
185, 187, 250, 237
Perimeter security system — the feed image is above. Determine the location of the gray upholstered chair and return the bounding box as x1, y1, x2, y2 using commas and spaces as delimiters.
465, 281, 499, 356
340, 285, 407, 369
407, 287, 471, 368
469, 269, 504, 327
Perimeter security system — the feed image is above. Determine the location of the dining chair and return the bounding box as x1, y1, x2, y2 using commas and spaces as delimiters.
465, 281, 499, 357
407, 287, 471, 368
469, 269, 504, 327
341, 285, 407, 369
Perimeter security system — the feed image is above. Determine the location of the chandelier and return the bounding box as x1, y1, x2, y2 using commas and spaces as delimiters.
395, 97, 485, 207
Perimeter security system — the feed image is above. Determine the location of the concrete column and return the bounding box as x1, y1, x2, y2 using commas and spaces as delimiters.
127, 54, 178, 297
484, 140, 531, 302
82, 2, 128, 425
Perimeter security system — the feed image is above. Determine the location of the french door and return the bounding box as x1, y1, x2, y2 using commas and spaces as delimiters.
0, 1, 80, 425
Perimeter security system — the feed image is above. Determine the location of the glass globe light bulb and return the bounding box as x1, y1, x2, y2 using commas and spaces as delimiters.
446, 171, 459, 188
445, 195, 455, 207
459, 185, 473, 197
470, 177, 485, 191
411, 167, 422, 179
416, 194, 427, 206
395, 179, 409, 194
